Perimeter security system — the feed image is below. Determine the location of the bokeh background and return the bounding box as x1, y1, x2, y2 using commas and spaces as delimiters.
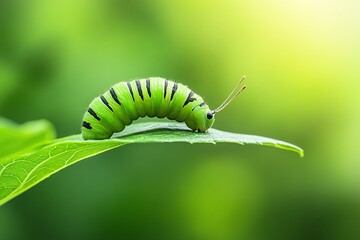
1, 0, 359, 239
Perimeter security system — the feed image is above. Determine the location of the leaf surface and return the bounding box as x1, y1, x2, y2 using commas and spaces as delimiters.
0, 122, 303, 206
0, 118, 56, 158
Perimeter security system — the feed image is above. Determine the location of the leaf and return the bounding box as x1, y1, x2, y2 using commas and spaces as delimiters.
0, 118, 56, 158
0, 122, 303, 206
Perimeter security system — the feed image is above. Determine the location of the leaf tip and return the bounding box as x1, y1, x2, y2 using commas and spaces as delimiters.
299, 149, 304, 157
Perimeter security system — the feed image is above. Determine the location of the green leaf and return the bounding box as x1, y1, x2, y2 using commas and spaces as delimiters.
0, 122, 303, 206
0, 118, 56, 158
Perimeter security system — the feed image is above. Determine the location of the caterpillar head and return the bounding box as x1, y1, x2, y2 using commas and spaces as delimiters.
190, 76, 247, 132
191, 106, 215, 132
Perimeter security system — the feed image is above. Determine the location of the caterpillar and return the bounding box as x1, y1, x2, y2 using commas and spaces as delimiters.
81, 77, 246, 140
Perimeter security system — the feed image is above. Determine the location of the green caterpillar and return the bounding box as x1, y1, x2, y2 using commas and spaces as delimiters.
82, 77, 246, 140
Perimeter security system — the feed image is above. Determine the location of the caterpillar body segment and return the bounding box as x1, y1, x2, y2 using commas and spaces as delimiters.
82, 78, 215, 140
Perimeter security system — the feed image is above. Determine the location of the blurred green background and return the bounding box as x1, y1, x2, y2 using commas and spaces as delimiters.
1, 0, 359, 239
